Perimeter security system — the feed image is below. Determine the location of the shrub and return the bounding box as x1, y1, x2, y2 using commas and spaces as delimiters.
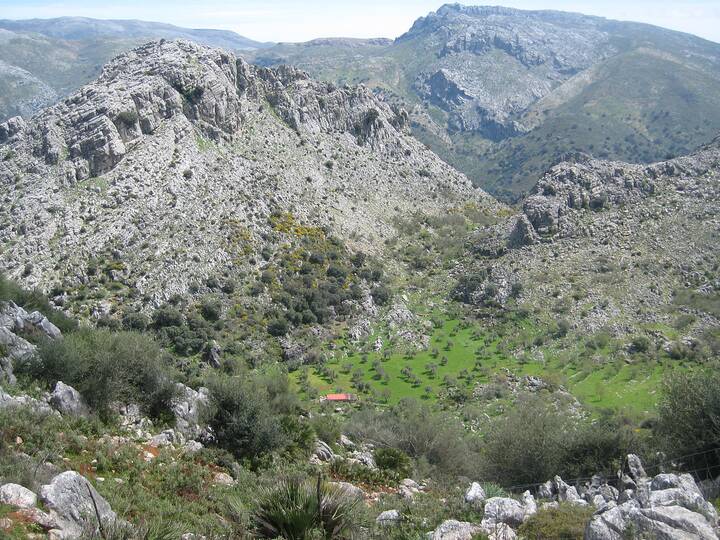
122, 312, 149, 331
371, 285, 391, 306
268, 317, 289, 337
518, 503, 594, 539
346, 399, 479, 478
309, 415, 341, 445
152, 306, 184, 328
480, 395, 636, 487
373, 447, 412, 478
655, 368, 720, 475
204, 375, 288, 462
200, 298, 222, 321
252, 476, 360, 539
26, 328, 176, 420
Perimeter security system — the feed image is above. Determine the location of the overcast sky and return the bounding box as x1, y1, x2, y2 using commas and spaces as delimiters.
1, 0, 719, 43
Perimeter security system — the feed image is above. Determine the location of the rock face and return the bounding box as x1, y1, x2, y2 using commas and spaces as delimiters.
171, 383, 210, 439
585, 456, 720, 540
0, 301, 64, 384
40, 471, 118, 539
0, 39, 497, 313
463, 137, 720, 341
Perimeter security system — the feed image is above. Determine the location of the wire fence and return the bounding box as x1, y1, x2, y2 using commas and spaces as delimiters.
506, 445, 720, 494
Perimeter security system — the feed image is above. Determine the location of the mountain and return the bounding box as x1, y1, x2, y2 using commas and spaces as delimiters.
0, 17, 272, 120
0, 39, 498, 317
249, 4, 720, 200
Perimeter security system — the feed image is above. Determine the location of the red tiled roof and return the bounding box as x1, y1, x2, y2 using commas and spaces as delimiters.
325, 393, 355, 401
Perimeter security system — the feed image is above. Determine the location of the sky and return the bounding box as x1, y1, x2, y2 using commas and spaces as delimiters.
0, 0, 719, 44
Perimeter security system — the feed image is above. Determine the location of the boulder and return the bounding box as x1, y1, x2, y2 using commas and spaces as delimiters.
312, 440, 335, 462
464, 482, 486, 507
430, 519, 483, 540
0, 483, 37, 508
40, 471, 117, 539
330, 481, 364, 500
49, 381, 90, 418
376, 509, 401, 526
482, 497, 526, 527
627, 454, 647, 482
521, 490, 537, 518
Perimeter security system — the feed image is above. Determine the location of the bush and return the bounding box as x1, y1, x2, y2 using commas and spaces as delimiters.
346, 399, 479, 478
655, 368, 720, 475
481, 395, 636, 487
25, 328, 176, 420
309, 415, 341, 445
518, 503, 594, 539
252, 476, 360, 539
152, 306, 184, 328
200, 298, 222, 321
204, 375, 289, 462
373, 447, 412, 478
371, 285, 392, 306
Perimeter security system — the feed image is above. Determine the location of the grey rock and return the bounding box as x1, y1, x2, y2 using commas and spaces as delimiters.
49, 381, 90, 418
312, 440, 335, 462
0, 482, 38, 508
202, 340, 221, 368
171, 383, 210, 439
627, 454, 647, 482
482, 497, 525, 527
330, 481, 364, 500
40, 471, 117, 539
464, 482, 486, 507
376, 509, 401, 526
430, 519, 483, 540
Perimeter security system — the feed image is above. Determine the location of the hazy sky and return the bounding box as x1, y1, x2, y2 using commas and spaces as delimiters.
1, 0, 719, 43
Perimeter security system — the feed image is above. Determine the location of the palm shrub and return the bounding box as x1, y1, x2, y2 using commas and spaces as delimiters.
252, 476, 360, 539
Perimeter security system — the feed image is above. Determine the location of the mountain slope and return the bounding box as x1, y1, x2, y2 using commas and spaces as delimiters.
249, 4, 720, 200
0, 17, 272, 121
0, 40, 499, 315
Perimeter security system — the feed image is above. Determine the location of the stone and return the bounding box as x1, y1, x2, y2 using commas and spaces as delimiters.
482, 497, 526, 527
330, 481, 364, 500
0, 483, 37, 508
313, 440, 335, 462
49, 381, 90, 418
203, 340, 221, 368
430, 519, 483, 540
627, 454, 647, 482
464, 482, 486, 507
40, 471, 117, 539
521, 490, 537, 518
376, 509, 401, 526
212, 472, 234, 486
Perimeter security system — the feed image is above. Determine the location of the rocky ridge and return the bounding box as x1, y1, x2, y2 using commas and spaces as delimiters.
464, 137, 720, 341
0, 39, 498, 313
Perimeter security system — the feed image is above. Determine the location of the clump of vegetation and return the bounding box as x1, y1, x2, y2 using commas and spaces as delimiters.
252, 476, 361, 539
518, 503, 594, 539
655, 367, 720, 475
480, 394, 641, 487
21, 328, 176, 420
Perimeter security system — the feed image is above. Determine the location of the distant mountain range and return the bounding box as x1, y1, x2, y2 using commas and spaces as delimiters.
0, 16, 272, 120
249, 4, 720, 200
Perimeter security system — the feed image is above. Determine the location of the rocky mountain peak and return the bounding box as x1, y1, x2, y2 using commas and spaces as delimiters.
0, 39, 497, 309
2, 39, 413, 183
